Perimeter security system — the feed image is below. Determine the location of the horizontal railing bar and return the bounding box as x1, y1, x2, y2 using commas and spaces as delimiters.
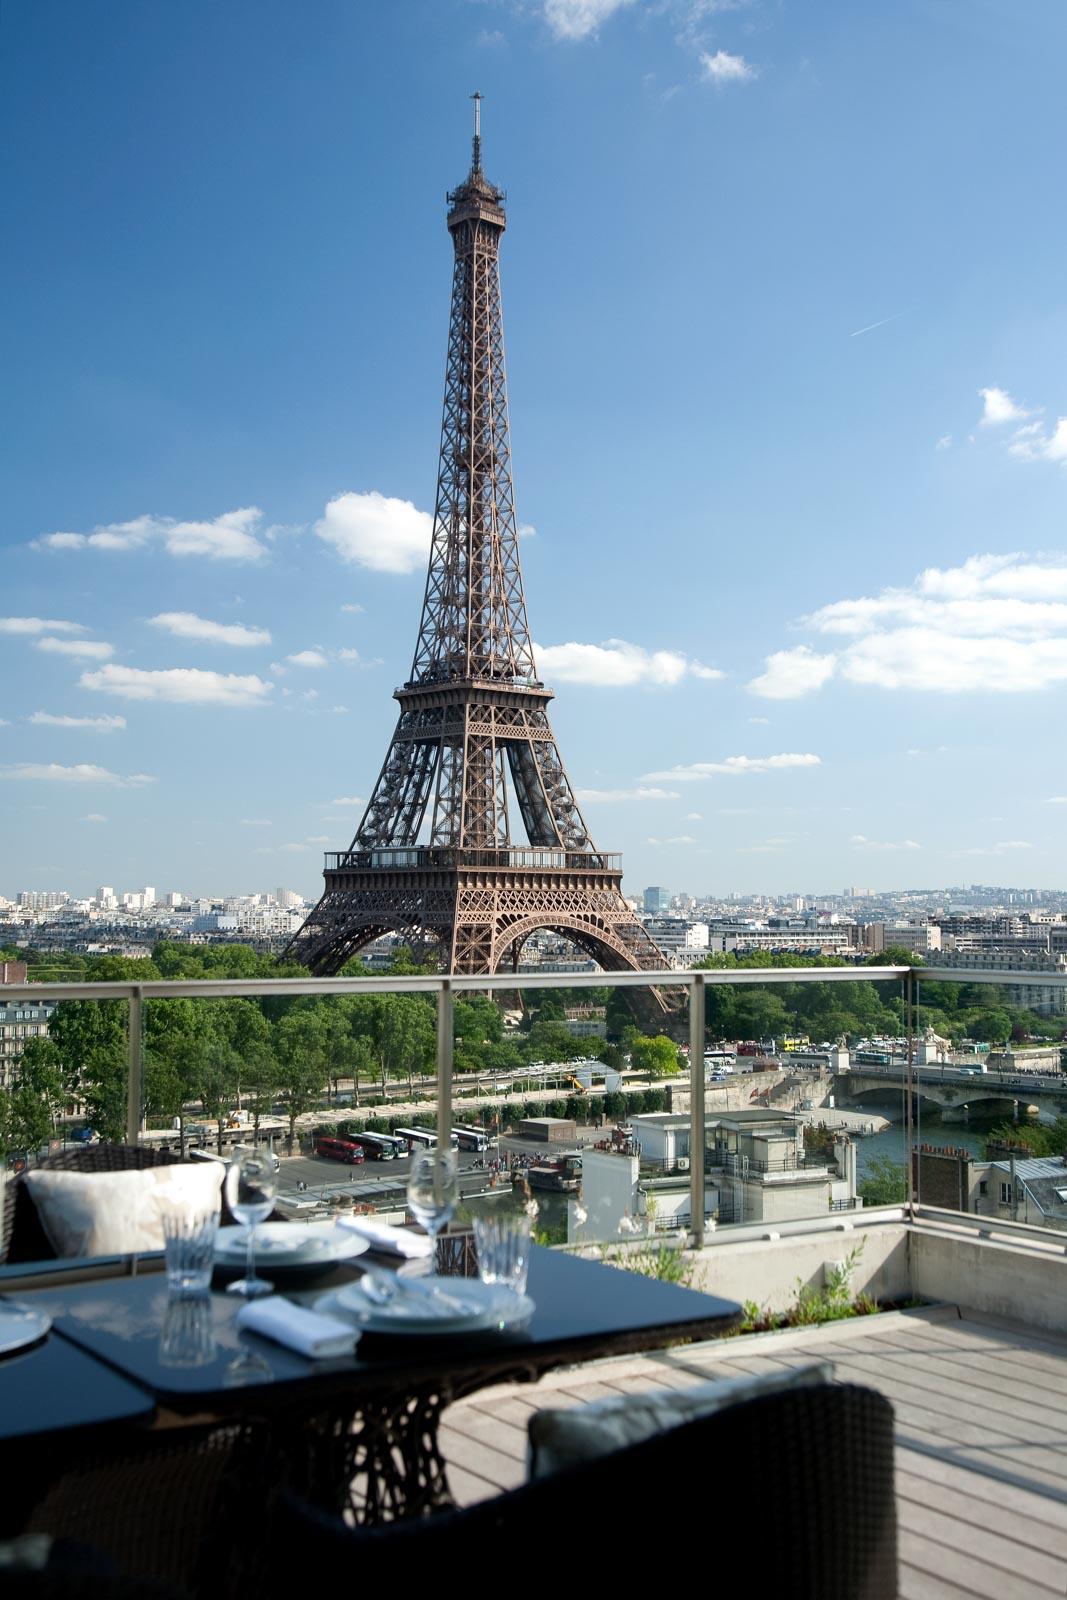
912, 1204, 1067, 1251
920, 965, 1067, 986
0, 964, 912, 1004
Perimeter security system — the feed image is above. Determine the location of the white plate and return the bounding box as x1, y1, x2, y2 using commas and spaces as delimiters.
318, 1276, 535, 1335
0, 1301, 52, 1356
215, 1221, 370, 1269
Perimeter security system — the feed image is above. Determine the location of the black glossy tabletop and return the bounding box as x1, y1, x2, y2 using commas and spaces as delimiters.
0, 1312, 154, 1442
26, 1247, 740, 1411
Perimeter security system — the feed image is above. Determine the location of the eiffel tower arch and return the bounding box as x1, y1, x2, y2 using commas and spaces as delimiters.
288, 101, 667, 979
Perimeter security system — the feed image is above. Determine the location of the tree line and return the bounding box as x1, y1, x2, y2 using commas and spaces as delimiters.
2, 938, 1061, 1157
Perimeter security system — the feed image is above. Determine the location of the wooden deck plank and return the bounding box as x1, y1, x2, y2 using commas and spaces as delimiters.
445, 1462, 502, 1508
895, 1527, 1044, 1600
897, 1448, 1067, 1545
897, 1559, 987, 1600
895, 1481, 1067, 1592
442, 1405, 528, 1461
830, 1338, 1067, 1434
437, 1424, 525, 1491
872, 1316, 1067, 1382
806, 1343, 1067, 1455
861, 1338, 1067, 1422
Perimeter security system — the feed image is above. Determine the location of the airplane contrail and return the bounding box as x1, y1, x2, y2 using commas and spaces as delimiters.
850, 311, 906, 338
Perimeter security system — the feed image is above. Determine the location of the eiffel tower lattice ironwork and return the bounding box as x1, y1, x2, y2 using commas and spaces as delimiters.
288, 101, 667, 977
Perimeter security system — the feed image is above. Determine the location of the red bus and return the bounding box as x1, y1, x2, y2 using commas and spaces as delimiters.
313, 1135, 366, 1165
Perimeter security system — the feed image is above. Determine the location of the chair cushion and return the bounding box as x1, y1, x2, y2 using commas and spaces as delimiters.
527, 1359, 833, 1477
23, 1163, 223, 1258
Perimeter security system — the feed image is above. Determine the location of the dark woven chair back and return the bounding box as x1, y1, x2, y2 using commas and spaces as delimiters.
258, 1383, 897, 1600
3, 1144, 183, 1263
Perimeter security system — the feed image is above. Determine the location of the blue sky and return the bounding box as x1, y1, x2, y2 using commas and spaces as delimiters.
3, 0, 1067, 902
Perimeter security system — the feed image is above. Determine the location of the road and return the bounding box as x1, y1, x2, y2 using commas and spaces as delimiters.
276, 1147, 497, 1206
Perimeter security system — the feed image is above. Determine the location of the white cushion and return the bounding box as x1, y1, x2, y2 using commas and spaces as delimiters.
24, 1162, 224, 1259
527, 1360, 833, 1478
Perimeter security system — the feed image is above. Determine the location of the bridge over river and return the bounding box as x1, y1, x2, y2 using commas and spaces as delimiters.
836, 1061, 1067, 1119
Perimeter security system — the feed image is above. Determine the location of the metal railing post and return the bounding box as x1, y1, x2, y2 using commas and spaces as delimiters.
126, 986, 144, 1145
436, 978, 453, 1149
689, 974, 706, 1248
904, 967, 916, 1217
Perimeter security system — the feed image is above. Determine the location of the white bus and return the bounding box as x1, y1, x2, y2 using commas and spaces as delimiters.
350, 1131, 397, 1161
453, 1124, 494, 1152
393, 1126, 460, 1150
376, 1132, 410, 1157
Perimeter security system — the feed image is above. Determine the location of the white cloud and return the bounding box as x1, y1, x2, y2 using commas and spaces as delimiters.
642, 753, 821, 782
35, 637, 114, 660
542, 0, 635, 41
315, 491, 432, 575
331, 796, 364, 807
241, 818, 272, 826
0, 617, 86, 635
29, 712, 126, 732
700, 49, 755, 83
951, 839, 1033, 858
576, 786, 681, 802
149, 612, 271, 647
81, 813, 107, 823
1045, 796, 1067, 805
33, 508, 269, 561
337, 648, 383, 668
518, 523, 537, 539
684, 812, 703, 821
535, 638, 722, 687
340, 603, 365, 614
850, 834, 921, 852
757, 553, 1067, 696
0, 763, 155, 786
979, 386, 1032, 426
936, 435, 952, 451
747, 646, 836, 699
306, 834, 331, 845
647, 834, 698, 846
80, 665, 274, 707
1009, 414, 1067, 464
286, 649, 328, 669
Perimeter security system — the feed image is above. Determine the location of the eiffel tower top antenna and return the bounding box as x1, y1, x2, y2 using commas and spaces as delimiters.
470, 90, 483, 173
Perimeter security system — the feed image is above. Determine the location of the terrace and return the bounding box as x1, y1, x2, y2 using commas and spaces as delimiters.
2, 961, 1066, 1599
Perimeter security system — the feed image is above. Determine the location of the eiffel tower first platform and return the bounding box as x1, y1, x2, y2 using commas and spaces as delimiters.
288, 101, 666, 978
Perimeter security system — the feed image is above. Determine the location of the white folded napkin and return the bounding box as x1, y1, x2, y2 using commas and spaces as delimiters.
235, 1296, 356, 1358
337, 1216, 433, 1259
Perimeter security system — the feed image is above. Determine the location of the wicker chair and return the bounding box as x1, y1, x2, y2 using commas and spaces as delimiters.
18, 1419, 263, 1599
250, 1383, 898, 1600
3, 1144, 183, 1263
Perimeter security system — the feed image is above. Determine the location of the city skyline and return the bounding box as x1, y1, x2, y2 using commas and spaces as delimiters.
3, 2, 1067, 899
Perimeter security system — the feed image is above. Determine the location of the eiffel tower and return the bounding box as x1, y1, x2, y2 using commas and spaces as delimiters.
288, 99, 666, 978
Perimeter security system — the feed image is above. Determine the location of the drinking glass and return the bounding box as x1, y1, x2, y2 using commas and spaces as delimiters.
223, 1147, 277, 1298
159, 1295, 217, 1368
407, 1147, 459, 1266
473, 1213, 533, 1295
162, 1207, 220, 1297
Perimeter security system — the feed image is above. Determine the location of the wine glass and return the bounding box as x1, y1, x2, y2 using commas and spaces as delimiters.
223, 1147, 277, 1298
407, 1147, 459, 1272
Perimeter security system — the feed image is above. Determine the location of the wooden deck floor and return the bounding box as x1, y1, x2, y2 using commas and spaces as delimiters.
441, 1305, 1067, 1600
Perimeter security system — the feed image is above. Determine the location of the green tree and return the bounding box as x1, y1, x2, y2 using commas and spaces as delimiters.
18, 1037, 67, 1131
49, 997, 128, 1142
858, 1155, 908, 1206
630, 1034, 683, 1082
274, 1010, 329, 1147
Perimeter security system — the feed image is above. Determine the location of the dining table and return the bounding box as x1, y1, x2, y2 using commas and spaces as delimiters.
5, 1239, 741, 1526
